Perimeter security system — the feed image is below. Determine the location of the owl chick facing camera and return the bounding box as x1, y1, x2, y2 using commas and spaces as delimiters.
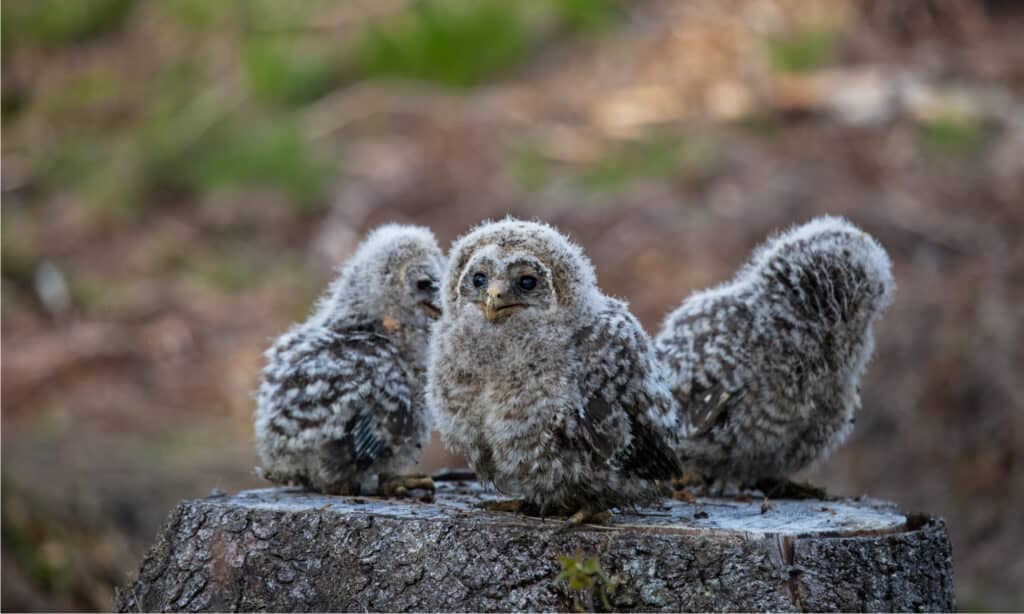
426, 219, 684, 526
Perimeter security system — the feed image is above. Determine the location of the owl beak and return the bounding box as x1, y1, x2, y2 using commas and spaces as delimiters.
418, 300, 442, 319
484, 282, 525, 322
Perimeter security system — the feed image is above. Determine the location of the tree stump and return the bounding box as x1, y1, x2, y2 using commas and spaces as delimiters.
115, 480, 954, 612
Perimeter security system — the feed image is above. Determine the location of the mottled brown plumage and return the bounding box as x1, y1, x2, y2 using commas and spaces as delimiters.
427, 219, 682, 516
657, 217, 895, 484
255, 225, 444, 494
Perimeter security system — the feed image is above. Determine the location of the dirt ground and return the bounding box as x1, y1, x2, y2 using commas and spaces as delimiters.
3, 1, 1023, 610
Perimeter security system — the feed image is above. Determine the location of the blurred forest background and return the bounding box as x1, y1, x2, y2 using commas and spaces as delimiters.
2, 0, 1022, 610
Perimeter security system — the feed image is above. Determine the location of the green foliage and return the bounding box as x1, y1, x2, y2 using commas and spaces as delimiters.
576, 138, 684, 193
510, 148, 553, 190
38, 69, 117, 116
1, 0, 137, 47
551, 0, 620, 33
69, 272, 125, 314
135, 56, 330, 211
1, 479, 75, 594
509, 135, 718, 196
34, 140, 108, 193
352, 0, 534, 88
154, 118, 330, 211
242, 37, 342, 107
7, 0, 629, 217
918, 116, 990, 157
161, 0, 234, 30
767, 29, 838, 73
556, 551, 620, 611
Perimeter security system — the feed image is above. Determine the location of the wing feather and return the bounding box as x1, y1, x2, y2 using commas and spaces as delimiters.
265, 325, 416, 475
571, 305, 683, 481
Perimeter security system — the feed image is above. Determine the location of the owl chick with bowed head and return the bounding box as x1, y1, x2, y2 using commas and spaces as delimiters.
656, 216, 895, 495
427, 219, 683, 525
255, 225, 444, 496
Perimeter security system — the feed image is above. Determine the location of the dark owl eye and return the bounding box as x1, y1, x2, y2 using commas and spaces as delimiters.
518, 275, 537, 291
472, 272, 487, 288
416, 279, 433, 291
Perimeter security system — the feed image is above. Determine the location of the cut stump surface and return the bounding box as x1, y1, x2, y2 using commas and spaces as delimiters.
115, 482, 954, 612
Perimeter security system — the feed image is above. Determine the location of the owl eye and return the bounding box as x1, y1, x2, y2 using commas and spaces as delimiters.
518, 275, 537, 291
472, 272, 487, 288
416, 279, 433, 291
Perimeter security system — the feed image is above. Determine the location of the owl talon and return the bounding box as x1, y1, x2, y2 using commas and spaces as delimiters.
556, 508, 612, 533
379, 474, 435, 497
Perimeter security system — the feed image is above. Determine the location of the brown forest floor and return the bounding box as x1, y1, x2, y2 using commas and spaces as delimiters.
3, 0, 1023, 610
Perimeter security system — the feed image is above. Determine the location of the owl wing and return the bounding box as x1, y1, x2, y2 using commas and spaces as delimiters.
683, 383, 746, 437
262, 325, 416, 471
570, 305, 684, 481
656, 295, 751, 438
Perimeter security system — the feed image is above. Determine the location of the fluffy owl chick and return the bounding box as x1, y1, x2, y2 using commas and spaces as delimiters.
255, 224, 444, 495
655, 216, 895, 488
427, 219, 682, 523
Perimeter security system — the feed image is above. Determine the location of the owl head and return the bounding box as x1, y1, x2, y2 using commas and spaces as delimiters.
442, 218, 598, 325
315, 224, 445, 330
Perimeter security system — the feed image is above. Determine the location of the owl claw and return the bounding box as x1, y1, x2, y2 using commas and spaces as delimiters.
378, 474, 435, 497
556, 508, 612, 533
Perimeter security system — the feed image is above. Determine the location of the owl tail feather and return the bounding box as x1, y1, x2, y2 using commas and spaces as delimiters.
745, 215, 895, 331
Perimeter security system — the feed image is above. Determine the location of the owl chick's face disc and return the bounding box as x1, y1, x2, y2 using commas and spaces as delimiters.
458, 251, 554, 323
402, 260, 442, 319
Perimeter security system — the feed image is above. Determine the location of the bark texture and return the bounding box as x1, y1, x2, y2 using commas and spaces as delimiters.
115, 483, 954, 612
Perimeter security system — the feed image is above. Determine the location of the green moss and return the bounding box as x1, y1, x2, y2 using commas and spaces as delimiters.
556, 551, 620, 611
0, 239, 39, 285
38, 68, 118, 116
1, 478, 75, 595
767, 29, 838, 73
2, 0, 137, 48
170, 120, 330, 210
33, 140, 109, 192
576, 139, 684, 194
31, 138, 146, 221
161, 0, 236, 30
509, 134, 717, 196
352, 0, 534, 88
139, 84, 330, 211
242, 37, 342, 107
551, 0, 620, 33
68, 271, 136, 314
918, 116, 991, 157
510, 148, 553, 190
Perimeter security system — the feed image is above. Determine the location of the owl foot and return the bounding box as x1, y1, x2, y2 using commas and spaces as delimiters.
752, 477, 827, 500
480, 499, 544, 516
555, 508, 612, 533
378, 474, 435, 497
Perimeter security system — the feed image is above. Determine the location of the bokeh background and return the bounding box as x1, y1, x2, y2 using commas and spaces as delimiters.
2, 0, 1022, 610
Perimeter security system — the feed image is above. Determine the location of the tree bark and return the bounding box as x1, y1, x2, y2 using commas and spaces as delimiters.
115, 482, 954, 612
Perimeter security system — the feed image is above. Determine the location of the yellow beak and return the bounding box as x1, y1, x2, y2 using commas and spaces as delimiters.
484, 281, 523, 322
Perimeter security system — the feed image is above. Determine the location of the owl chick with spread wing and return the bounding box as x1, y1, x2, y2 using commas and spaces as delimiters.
255, 225, 444, 495
427, 219, 682, 524
657, 217, 895, 491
